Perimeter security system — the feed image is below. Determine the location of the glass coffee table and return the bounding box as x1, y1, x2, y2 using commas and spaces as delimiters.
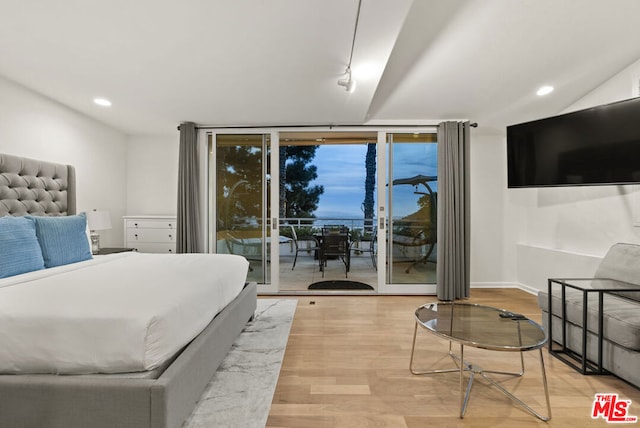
410, 302, 551, 421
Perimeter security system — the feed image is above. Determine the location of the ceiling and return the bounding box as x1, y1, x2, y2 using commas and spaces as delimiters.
1, 0, 640, 136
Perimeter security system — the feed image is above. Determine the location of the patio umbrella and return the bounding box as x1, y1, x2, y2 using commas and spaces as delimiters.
391, 174, 437, 186
391, 175, 437, 200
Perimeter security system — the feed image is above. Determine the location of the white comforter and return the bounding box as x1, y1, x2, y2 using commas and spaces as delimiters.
0, 252, 249, 374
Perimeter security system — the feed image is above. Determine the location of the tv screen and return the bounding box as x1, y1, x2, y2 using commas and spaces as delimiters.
507, 97, 640, 188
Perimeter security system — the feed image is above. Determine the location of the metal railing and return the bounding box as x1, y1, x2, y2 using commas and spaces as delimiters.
279, 217, 376, 235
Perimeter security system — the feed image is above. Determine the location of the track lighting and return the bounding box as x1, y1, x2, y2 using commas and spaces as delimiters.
337, 0, 361, 94
337, 67, 356, 93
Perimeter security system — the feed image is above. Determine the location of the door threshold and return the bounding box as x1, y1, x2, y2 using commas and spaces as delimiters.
260, 290, 378, 296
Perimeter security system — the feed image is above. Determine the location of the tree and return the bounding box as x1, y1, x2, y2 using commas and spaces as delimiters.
217, 143, 322, 228
279, 146, 324, 220
216, 145, 263, 229
363, 143, 376, 232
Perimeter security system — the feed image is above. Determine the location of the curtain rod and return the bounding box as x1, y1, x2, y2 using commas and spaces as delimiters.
177, 123, 478, 131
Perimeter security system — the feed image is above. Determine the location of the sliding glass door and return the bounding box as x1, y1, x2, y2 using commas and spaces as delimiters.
378, 132, 437, 294
207, 127, 438, 295
209, 134, 272, 286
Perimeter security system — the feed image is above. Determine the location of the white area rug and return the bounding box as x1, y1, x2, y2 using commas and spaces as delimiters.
184, 299, 297, 428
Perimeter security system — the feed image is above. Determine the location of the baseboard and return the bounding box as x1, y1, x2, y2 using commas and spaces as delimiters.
471, 281, 539, 296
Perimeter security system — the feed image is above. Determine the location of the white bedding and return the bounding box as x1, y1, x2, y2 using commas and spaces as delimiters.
0, 252, 249, 374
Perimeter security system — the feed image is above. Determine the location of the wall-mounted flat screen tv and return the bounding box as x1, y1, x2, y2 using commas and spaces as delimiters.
507, 97, 640, 188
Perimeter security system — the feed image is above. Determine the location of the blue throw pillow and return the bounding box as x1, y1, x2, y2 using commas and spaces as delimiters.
0, 216, 45, 278
29, 213, 93, 268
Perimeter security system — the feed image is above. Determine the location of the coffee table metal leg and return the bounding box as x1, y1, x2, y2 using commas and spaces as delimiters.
460, 344, 465, 418
477, 348, 551, 421
410, 323, 462, 376
409, 322, 419, 374
459, 344, 476, 418
410, 327, 551, 421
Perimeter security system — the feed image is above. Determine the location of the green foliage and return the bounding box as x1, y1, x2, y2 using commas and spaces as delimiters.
295, 226, 318, 239
216, 142, 263, 229
363, 143, 376, 231
217, 140, 324, 230
349, 228, 362, 242
279, 145, 324, 219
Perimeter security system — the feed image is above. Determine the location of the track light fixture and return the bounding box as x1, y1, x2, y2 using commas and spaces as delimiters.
337, 0, 361, 93
337, 67, 356, 93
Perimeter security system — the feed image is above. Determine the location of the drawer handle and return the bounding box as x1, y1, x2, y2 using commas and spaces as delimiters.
168, 234, 172, 239
134, 223, 138, 227
134, 234, 138, 239
168, 223, 172, 228
169, 249, 173, 253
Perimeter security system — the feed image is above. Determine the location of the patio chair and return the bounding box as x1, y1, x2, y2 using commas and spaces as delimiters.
351, 227, 377, 270
290, 225, 321, 270
320, 230, 350, 278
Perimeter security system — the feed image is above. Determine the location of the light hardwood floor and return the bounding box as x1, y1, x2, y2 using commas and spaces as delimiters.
266, 289, 640, 427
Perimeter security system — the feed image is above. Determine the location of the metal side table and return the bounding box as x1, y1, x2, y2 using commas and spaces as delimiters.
547, 278, 640, 375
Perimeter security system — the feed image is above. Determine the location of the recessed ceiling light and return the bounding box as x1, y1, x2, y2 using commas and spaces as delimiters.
536, 86, 554, 96
93, 98, 112, 107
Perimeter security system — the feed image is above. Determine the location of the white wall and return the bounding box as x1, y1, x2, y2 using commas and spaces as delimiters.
469, 133, 516, 288
0, 75, 127, 246
125, 135, 179, 216
505, 57, 640, 293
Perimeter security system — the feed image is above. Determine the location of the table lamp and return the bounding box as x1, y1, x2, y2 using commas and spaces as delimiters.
87, 210, 112, 254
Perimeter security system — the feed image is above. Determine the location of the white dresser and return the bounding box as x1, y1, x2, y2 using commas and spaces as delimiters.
123, 215, 176, 253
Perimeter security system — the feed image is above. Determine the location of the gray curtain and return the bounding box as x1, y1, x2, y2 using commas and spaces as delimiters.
436, 121, 471, 300
176, 122, 202, 253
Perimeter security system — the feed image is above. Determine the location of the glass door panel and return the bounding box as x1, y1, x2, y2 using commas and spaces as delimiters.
210, 134, 270, 284
387, 133, 438, 285
277, 132, 378, 292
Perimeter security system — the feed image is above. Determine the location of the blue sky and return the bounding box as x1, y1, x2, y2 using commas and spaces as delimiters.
310, 143, 437, 219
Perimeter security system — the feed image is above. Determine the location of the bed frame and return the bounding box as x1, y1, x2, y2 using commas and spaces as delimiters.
0, 153, 257, 428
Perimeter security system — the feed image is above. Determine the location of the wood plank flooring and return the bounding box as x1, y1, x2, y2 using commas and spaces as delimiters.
265, 289, 640, 427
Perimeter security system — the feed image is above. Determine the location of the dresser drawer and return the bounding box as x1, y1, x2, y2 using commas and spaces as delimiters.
125, 219, 175, 229
124, 216, 177, 254
130, 243, 175, 254
127, 228, 175, 243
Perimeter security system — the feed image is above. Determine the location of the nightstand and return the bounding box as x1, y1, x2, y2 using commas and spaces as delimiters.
95, 247, 134, 255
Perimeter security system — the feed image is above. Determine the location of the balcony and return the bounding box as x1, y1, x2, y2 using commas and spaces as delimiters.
217, 217, 436, 291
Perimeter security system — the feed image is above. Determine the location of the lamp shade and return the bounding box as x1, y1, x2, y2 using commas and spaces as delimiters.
87, 210, 112, 231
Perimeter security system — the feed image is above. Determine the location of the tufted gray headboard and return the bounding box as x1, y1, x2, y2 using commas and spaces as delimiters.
0, 153, 76, 217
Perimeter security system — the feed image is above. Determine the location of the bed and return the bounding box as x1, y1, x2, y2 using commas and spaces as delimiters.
0, 153, 257, 428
